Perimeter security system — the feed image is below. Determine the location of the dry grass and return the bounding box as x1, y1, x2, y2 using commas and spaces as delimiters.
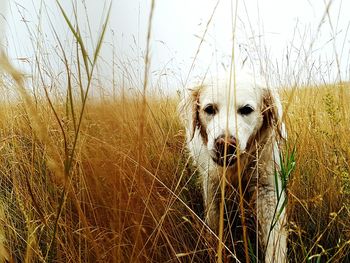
0, 88, 207, 262
284, 84, 350, 262
0, 74, 349, 262
0, 1, 350, 262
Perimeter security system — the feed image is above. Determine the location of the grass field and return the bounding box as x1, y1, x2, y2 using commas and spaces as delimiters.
1, 1, 350, 262
0, 61, 349, 262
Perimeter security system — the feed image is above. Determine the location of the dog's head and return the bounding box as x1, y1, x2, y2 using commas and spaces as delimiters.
179, 82, 284, 167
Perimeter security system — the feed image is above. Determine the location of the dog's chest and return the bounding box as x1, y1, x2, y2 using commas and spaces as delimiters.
223, 166, 260, 225
222, 169, 263, 261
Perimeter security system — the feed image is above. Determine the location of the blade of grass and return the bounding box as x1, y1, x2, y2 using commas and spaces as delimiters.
44, 2, 112, 260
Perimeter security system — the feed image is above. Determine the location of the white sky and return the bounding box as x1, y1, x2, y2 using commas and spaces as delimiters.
1, 0, 350, 94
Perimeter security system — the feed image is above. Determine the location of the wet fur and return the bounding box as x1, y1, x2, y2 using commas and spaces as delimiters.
179, 84, 288, 262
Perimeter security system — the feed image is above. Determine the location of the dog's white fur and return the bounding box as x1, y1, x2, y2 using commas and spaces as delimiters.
179, 80, 287, 262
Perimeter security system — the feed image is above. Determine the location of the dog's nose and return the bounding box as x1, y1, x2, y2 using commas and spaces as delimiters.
214, 135, 237, 158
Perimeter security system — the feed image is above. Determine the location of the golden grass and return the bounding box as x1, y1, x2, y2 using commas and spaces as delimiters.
0, 76, 349, 262
0, 2, 349, 261
283, 84, 350, 262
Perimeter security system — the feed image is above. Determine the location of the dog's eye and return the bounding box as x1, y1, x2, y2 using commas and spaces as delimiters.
203, 104, 217, 115
238, 105, 254, 115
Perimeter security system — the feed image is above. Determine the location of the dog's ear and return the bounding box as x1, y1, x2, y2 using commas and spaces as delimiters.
178, 86, 202, 141
261, 88, 286, 140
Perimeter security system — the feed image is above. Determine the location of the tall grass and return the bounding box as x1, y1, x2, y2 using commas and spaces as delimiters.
1, 63, 349, 262
0, 1, 350, 263
284, 85, 350, 262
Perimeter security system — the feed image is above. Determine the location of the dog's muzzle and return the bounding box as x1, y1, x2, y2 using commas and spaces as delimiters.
213, 135, 237, 166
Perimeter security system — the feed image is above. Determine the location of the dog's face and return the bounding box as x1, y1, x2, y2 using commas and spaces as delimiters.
180, 83, 280, 167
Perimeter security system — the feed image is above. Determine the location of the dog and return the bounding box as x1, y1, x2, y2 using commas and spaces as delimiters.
179, 79, 288, 262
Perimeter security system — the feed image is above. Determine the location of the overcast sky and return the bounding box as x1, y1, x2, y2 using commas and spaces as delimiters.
1, 0, 350, 94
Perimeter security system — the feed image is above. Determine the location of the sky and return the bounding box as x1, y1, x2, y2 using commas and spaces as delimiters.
1, 0, 350, 94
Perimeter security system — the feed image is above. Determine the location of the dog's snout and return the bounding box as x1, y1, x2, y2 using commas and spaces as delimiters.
214, 135, 237, 158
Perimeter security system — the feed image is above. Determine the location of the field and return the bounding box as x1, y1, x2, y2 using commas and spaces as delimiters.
0, 53, 349, 262
1, 2, 350, 262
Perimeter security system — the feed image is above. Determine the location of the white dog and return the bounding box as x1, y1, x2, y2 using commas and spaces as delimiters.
179, 79, 287, 262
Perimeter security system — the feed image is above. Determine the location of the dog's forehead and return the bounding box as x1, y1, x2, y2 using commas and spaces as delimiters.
200, 82, 261, 106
